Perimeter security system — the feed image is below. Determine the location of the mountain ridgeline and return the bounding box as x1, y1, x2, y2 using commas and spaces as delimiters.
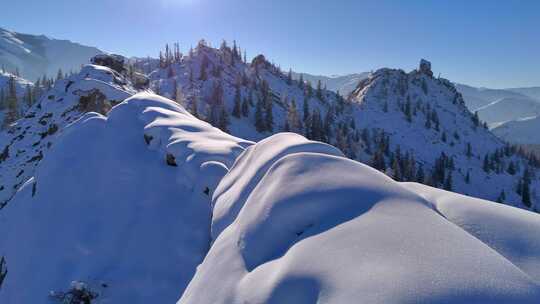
145, 42, 539, 211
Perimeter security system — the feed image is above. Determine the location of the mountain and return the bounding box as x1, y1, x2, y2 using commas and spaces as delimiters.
475, 96, 540, 126
454, 83, 540, 125
1, 81, 540, 303
143, 44, 539, 210
492, 116, 540, 145
508, 87, 540, 101
291, 71, 369, 97
0, 27, 102, 82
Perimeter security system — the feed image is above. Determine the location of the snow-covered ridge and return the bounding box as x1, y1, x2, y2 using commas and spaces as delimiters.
182, 127, 540, 304
0, 91, 539, 303
0, 64, 135, 206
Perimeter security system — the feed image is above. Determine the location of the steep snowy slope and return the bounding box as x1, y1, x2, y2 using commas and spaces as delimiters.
0, 63, 135, 207
348, 61, 540, 209
0, 27, 102, 81
0, 93, 252, 303
492, 116, 540, 145
180, 132, 540, 304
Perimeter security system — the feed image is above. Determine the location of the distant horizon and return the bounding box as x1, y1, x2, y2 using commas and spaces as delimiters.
2, 24, 539, 91
1, 0, 539, 89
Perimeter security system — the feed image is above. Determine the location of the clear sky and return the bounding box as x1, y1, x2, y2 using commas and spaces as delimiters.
2, 0, 539, 88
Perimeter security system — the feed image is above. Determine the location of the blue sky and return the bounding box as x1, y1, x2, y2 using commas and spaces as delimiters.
2, 0, 539, 88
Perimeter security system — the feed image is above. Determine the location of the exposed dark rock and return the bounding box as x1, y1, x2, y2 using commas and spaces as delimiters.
419, 59, 433, 77
166, 153, 177, 167
91, 54, 126, 74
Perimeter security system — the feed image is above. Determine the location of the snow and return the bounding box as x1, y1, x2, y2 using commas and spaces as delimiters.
0, 64, 135, 206
0, 92, 250, 303
0, 86, 539, 303
492, 115, 540, 145
180, 134, 540, 304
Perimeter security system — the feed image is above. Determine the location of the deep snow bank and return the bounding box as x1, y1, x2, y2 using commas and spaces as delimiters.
0, 93, 251, 303
180, 135, 540, 304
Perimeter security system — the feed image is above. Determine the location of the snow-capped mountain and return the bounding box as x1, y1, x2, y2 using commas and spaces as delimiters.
0, 27, 102, 82
1, 87, 540, 303
292, 71, 370, 97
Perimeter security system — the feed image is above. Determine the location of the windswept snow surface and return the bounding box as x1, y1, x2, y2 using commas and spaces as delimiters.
181, 133, 540, 304
0, 64, 135, 206
0, 93, 251, 303
1, 91, 540, 303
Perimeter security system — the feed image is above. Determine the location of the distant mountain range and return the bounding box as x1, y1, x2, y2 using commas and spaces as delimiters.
0, 27, 102, 82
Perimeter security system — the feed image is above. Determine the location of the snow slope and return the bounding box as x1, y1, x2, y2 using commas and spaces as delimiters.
180, 132, 540, 304
1, 89, 540, 303
0, 93, 251, 303
0, 64, 135, 206
0, 27, 102, 81
349, 65, 538, 209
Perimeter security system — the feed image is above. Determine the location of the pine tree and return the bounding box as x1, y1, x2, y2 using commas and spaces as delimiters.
472, 111, 480, 127
255, 97, 265, 132
199, 55, 209, 80
241, 97, 250, 117
189, 96, 199, 118
483, 154, 490, 173
392, 157, 401, 181
444, 173, 453, 191
218, 106, 230, 132
466, 142, 472, 158
2, 76, 19, 129
316, 80, 323, 100
497, 190, 506, 203
465, 171, 470, 184
287, 69, 293, 85
56, 68, 64, 81
405, 96, 412, 122
416, 164, 425, 183
302, 98, 309, 122
507, 161, 516, 175
232, 86, 242, 118
261, 81, 273, 131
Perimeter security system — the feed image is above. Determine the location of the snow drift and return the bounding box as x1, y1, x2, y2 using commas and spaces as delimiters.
0, 92, 539, 303
0, 93, 251, 303
180, 132, 540, 304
